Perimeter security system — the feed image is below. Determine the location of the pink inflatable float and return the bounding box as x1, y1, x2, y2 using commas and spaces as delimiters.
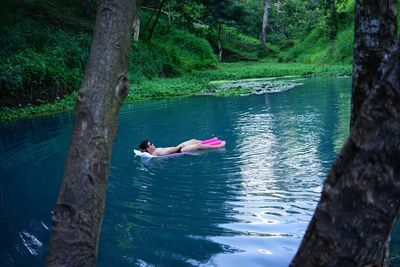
200, 137, 222, 146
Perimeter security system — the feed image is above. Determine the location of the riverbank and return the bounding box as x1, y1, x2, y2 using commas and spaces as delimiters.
0, 61, 351, 123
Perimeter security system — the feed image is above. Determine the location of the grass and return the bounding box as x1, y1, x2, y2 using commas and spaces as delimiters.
0, 92, 78, 122
126, 76, 210, 101
0, 60, 351, 123
279, 24, 354, 65
193, 60, 351, 80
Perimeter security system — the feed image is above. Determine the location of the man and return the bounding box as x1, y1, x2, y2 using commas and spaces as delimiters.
138, 138, 226, 156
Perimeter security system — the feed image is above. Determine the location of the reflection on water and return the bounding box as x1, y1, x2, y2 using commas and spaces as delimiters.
0, 77, 352, 267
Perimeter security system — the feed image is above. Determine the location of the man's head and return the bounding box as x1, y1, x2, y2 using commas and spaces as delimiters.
139, 140, 155, 153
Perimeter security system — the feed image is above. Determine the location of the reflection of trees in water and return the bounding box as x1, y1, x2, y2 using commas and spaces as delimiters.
267, 77, 350, 187
271, 96, 321, 198
228, 78, 351, 244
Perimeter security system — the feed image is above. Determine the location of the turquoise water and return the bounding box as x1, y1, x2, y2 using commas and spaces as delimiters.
0, 77, 352, 266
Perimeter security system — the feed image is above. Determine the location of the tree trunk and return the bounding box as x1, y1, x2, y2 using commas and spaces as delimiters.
290, 43, 400, 266
259, 0, 270, 49
350, 0, 397, 128
45, 0, 134, 266
218, 23, 223, 62
133, 1, 141, 41
290, 1, 399, 266
147, 0, 167, 41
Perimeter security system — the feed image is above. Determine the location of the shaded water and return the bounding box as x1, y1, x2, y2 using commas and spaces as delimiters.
0, 77, 353, 266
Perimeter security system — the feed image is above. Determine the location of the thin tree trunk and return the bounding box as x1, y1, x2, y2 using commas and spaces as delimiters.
133, 1, 141, 41
142, 4, 156, 35
45, 0, 134, 266
147, 0, 167, 41
350, 0, 397, 128
290, 1, 399, 266
260, 0, 270, 48
217, 23, 223, 62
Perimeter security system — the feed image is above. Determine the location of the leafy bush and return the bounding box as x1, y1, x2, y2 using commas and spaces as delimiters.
220, 27, 260, 61
126, 76, 210, 101
0, 46, 84, 106
129, 28, 217, 79
129, 42, 169, 79
206, 26, 261, 61
0, 1, 92, 107
279, 23, 354, 65
279, 28, 328, 63
329, 26, 354, 64
155, 28, 218, 72
266, 33, 294, 50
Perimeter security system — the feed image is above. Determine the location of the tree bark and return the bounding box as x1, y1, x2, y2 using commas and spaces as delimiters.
259, 0, 270, 49
350, 0, 397, 128
45, 0, 134, 266
291, 42, 400, 266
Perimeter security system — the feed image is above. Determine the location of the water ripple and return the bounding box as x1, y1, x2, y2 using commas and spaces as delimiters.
0, 77, 352, 267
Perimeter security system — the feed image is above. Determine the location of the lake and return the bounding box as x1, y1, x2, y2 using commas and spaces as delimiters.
2, 76, 382, 266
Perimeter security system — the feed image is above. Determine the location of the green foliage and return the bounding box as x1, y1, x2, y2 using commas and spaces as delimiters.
279, 28, 329, 63
214, 87, 252, 97
204, 25, 267, 61
0, 46, 85, 105
279, 22, 354, 65
0, 1, 91, 107
336, 0, 355, 13
266, 33, 294, 51
1, 0, 357, 121
165, 1, 206, 30
219, 27, 260, 61
193, 60, 351, 81
154, 28, 218, 72
274, 0, 357, 65
0, 91, 77, 122
266, 0, 321, 43
126, 76, 210, 101
1, 60, 351, 122
20, 0, 95, 31
128, 42, 169, 79
129, 28, 217, 79
321, 0, 339, 40
329, 26, 354, 64
0, 25, 89, 106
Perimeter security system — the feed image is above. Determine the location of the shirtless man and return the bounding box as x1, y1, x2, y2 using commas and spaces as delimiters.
138, 138, 226, 156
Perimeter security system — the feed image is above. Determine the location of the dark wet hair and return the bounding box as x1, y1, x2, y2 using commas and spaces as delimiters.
139, 140, 150, 151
